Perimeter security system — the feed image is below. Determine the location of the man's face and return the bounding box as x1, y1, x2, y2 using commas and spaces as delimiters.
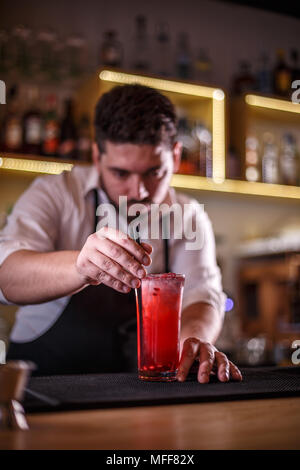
92, 140, 182, 212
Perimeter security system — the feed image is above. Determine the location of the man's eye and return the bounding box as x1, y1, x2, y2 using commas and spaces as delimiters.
147, 168, 162, 178
113, 170, 129, 179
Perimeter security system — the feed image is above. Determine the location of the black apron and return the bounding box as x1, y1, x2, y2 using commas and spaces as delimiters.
7, 190, 169, 376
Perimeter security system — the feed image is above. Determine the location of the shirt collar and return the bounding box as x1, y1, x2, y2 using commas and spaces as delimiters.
82, 165, 101, 197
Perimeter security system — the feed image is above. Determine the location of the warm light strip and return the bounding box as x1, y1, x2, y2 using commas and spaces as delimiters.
212, 96, 226, 182
0, 157, 73, 175
171, 174, 300, 200
99, 70, 217, 98
245, 94, 300, 114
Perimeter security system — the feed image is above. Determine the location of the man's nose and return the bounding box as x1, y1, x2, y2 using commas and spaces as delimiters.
128, 175, 150, 201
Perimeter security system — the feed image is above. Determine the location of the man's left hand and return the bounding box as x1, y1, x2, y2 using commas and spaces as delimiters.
177, 337, 243, 383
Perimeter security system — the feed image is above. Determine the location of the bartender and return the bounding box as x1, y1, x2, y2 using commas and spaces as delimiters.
0, 84, 242, 383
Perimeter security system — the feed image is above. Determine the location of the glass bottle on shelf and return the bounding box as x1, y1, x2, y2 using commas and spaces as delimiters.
227, 146, 241, 180
65, 34, 87, 80
176, 109, 197, 175
192, 121, 212, 177
279, 133, 298, 186
1, 85, 23, 153
256, 53, 272, 94
245, 135, 260, 182
42, 94, 60, 157
99, 30, 123, 68
35, 29, 57, 82
155, 22, 171, 77
175, 32, 192, 80
273, 49, 291, 97
232, 61, 256, 95
290, 49, 300, 84
131, 15, 150, 72
261, 132, 279, 184
59, 99, 78, 160
10, 25, 33, 79
77, 114, 92, 161
0, 30, 9, 75
194, 48, 212, 84
290, 265, 300, 324
22, 86, 43, 155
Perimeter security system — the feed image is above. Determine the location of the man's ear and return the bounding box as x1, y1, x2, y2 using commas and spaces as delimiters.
92, 142, 101, 168
172, 141, 182, 174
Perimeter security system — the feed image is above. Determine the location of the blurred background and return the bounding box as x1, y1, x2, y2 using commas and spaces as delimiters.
0, 0, 300, 367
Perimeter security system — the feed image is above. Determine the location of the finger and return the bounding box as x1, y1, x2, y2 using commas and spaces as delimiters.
96, 227, 152, 266
177, 338, 200, 382
93, 235, 148, 280
229, 361, 243, 381
87, 249, 140, 289
78, 259, 130, 293
140, 242, 153, 254
214, 351, 230, 382
198, 342, 216, 383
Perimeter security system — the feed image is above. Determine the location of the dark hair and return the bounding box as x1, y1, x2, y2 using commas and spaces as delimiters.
94, 84, 177, 152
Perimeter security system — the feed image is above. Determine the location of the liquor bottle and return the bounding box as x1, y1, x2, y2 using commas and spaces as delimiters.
194, 48, 212, 83
22, 86, 43, 155
256, 53, 272, 94
35, 29, 57, 82
279, 133, 298, 186
11, 25, 33, 78
227, 146, 241, 180
175, 32, 192, 80
1, 85, 23, 153
59, 99, 78, 160
155, 22, 171, 77
273, 49, 291, 97
192, 121, 212, 177
99, 30, 123, 68
132, 15, 150, 72
290, 265, 300, 324
245, 135, 260, 182
77, 114, 92, 161
66, 34, 86, 80
290, 49, 300, 83
232, 61, 256, 95
0, 29, 9, 75
176, 110, 197, 174
42, 94, 60, 157
262, 132, 279, 184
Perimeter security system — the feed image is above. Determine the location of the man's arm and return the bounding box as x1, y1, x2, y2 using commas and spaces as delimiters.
0, 250, 86, 305
0, 230, 153, 305
180, 301, 222, 347
177, 302, 243, 383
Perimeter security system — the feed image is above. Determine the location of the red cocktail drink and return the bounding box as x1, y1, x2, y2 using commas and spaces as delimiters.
135, 273, 185, 381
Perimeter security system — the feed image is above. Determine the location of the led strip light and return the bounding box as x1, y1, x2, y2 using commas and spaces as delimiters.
171, 174, 300, 200
0, 156, 73, 175
245, 94, 300, 114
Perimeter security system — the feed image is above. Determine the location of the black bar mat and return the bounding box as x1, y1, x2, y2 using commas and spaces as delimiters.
23, 366, 300, 414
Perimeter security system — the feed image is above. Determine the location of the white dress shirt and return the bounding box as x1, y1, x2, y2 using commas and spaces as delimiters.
0, 165, 226, 342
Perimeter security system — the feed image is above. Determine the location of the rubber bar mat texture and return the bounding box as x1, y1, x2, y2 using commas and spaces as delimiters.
23, 366, 300, 413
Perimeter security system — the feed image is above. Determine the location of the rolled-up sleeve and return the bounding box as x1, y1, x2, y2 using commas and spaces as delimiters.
171, 203, 226, 319
0, 175, 61, 303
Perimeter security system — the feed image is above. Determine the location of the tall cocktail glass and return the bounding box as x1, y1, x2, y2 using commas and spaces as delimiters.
135, 273, 185, 381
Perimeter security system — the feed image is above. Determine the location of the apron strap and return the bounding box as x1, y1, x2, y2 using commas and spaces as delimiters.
93, 189, 169, 273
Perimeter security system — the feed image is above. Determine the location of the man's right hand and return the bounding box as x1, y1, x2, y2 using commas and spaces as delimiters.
76, 226, 152, 293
